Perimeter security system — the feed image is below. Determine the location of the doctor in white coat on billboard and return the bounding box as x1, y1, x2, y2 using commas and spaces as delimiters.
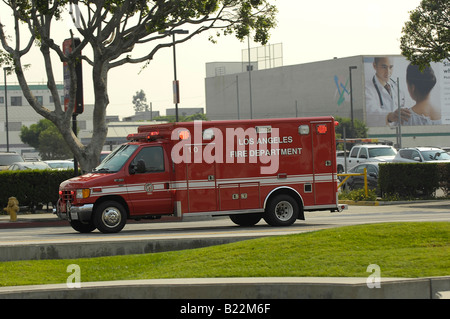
365, 57, 410, 126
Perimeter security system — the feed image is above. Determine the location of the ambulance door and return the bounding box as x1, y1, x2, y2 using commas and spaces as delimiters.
125, 145, 173, 216
311, 121, 336, 205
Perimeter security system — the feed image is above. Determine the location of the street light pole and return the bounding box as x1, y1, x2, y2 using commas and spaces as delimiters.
247, 36, 253, 119
3, 67, 11, 152
160, 29, 189, 122
349, 66, 357, 137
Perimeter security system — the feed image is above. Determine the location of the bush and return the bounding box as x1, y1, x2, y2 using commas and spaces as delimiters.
0, 169, 74, 211
379, 163, 448, 200
339, 188, 377, 201
437, 163, 450, 197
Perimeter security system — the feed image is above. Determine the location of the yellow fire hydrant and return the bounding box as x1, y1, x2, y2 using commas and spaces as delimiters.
4, 197, 19, 222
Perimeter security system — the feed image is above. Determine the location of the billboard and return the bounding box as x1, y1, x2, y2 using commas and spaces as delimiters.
364, 56, 450, 127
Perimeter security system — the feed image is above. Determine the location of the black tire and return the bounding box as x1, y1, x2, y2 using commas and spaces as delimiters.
229, 213, 262, 226
264, 194, 299, 226
70, 220, 96, 233
93, 201, 127, 233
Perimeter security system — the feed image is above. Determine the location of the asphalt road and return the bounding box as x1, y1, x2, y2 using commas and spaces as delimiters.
0, 200, 448, 247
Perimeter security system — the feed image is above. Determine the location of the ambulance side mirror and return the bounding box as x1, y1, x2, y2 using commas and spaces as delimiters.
129, 163, 136, 174
136, 159, 146, 173
129, 160, 146, 174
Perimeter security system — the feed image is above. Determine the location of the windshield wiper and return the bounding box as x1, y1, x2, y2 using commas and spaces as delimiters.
93, 167, 112, 173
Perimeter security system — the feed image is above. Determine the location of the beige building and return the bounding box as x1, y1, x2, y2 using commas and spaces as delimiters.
205, 55, 450, 148
0, 83, 95, 157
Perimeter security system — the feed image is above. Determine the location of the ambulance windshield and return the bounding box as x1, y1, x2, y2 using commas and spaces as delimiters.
93, 144, 138, 173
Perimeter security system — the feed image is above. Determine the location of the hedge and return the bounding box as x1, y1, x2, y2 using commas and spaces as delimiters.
0, 169, 74, 211
379, 163, 450, 199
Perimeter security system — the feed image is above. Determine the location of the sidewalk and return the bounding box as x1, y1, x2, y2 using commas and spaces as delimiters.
0, 211, 67, 228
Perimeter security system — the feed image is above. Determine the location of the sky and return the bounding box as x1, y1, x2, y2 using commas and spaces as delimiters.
1, 0, 422, 119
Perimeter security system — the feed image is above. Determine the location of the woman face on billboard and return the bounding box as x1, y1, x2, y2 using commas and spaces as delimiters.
406, 64, 436, 102
405, 63, 440, 122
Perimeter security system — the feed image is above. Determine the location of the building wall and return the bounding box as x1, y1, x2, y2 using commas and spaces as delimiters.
0, 83, 94, 155
166, 107, 204, 116
205, 55, 450, 148
205, 56, 365, 121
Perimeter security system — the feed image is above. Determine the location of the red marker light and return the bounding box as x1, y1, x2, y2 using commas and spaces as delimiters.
179, 130, 190, 140
317, 124, 328, 134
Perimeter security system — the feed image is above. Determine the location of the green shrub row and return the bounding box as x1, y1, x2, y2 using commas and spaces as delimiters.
379, 163, 450, 199
0, 170, 74, 211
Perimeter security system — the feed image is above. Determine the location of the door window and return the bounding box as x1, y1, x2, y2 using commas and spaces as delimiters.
359, 148, 368, 159
133, 146, 165, 173
350, 147, 360, 158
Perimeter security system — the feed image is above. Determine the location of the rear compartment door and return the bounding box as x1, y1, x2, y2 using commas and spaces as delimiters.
218, 182, 260, 211
311, 120, 336, 205
186, 143, 217, 213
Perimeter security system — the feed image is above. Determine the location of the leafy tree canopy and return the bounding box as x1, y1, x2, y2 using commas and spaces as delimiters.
132, 89, 149, 113
334, 116, 368, 140
20, 119, 73, 160
400, 0, 450, 68
0, 0, 278, 172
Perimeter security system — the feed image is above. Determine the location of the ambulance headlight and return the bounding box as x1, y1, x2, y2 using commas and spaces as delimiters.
76, 189, 91, 199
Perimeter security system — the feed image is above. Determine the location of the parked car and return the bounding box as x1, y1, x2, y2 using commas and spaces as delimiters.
44, 160, 74, 170
393, 147, 450, 163
341, 162, 380, 194
7, 161, 51, 171
0, 152, 25, 170
336, 144, 396, 173
440, 146, 450, 155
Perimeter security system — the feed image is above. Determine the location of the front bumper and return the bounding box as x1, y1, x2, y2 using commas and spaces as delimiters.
55, 200, 93, 223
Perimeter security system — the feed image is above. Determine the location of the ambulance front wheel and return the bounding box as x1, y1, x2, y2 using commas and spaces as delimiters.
70, 220, 96, 233
94, 201, 127, 233
264, 194, 299, 226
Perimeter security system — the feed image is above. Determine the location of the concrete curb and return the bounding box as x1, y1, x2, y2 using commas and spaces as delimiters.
339, 199, 450, 206
0, 276, 449, 299
0, 236, 265, 262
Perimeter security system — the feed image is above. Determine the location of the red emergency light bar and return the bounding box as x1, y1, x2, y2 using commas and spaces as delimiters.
127, 131, 163, 141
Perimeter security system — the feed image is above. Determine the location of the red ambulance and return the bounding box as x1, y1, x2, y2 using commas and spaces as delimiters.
56, 117, 346, 233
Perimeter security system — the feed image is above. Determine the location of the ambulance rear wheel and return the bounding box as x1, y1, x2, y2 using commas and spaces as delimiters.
229, 213, 262, 227
94, 201, 127, 233
264, 194, 299, 226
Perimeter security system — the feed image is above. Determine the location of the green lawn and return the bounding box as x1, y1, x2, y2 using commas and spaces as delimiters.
0, 222, 449, 287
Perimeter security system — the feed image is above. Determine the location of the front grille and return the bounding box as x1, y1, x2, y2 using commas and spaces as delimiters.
60, 190, 74, 202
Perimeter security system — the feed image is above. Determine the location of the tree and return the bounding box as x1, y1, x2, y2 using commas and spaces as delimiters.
400, 0, 450, 68
132, 89, 149, 113
334, 116, 368, 140
20, 119, 73, 160
0, 1, 277, 172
